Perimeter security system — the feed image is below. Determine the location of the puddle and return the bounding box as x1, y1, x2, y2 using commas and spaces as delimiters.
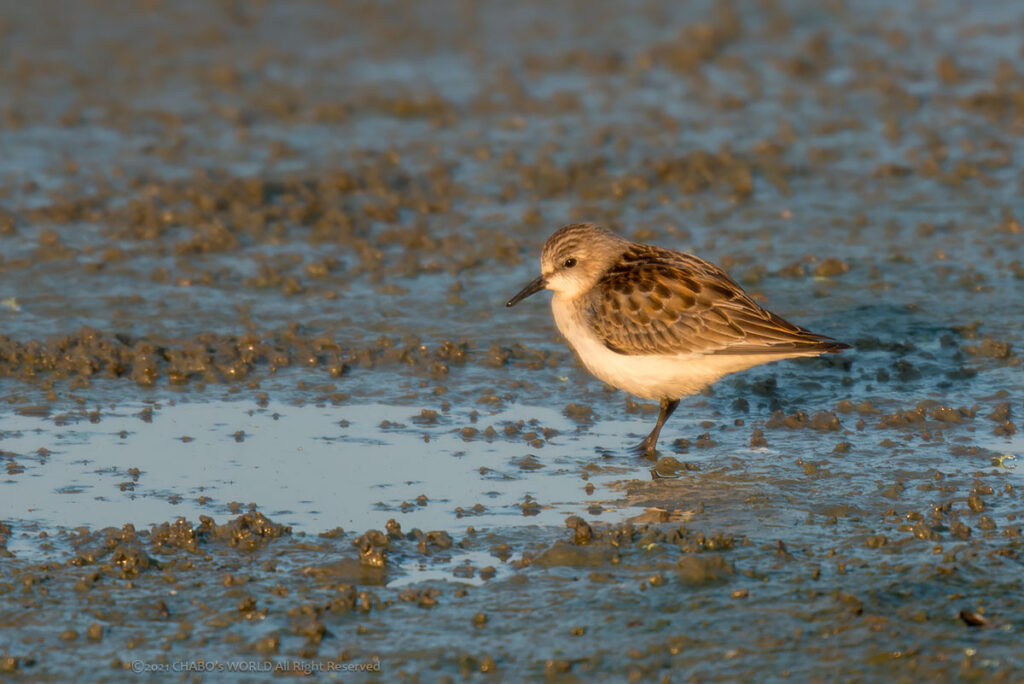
0, 400, 670, 555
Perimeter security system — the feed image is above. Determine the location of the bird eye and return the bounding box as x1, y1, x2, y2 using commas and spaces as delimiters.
563, 258, 577, 268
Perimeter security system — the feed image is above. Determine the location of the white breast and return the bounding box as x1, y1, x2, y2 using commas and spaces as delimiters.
550, 295, 805, 400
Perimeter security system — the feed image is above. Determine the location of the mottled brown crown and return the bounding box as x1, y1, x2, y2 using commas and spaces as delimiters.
540, 223, 627, 274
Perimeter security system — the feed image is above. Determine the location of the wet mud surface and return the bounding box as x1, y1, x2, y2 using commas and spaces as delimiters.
1, 0, 1023, 680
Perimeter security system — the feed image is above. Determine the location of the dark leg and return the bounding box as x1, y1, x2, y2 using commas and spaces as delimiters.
632, 398, 680, 458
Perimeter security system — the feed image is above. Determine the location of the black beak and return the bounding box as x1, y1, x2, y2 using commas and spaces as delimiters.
506, 275, 547, 307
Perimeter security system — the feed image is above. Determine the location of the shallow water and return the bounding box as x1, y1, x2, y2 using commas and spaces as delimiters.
1, 400, 653, 553
1, 0, 1024, 680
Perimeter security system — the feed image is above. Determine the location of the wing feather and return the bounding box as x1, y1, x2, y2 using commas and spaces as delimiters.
585, 245, 847, 357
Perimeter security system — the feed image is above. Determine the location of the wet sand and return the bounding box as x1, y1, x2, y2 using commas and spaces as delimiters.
1, 0, 1023, 680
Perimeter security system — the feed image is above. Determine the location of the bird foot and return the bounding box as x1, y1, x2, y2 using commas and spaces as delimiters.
630, 438, 658, 460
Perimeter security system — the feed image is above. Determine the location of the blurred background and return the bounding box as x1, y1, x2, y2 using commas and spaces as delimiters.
0, 0, 1020, 412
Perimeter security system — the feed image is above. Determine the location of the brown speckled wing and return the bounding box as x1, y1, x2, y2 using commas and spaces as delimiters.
585, 245, 846, 356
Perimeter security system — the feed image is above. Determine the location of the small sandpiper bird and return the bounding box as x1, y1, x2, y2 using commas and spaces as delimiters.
506, 223, 849, 457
